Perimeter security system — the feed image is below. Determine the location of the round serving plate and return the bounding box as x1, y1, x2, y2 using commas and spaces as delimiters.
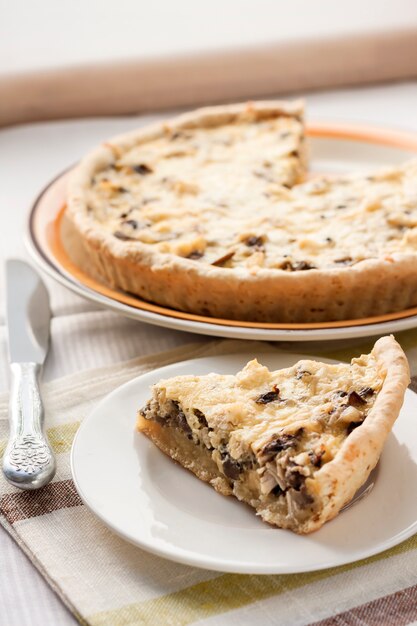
71, 351, 417, 574
26, 122, 417, 341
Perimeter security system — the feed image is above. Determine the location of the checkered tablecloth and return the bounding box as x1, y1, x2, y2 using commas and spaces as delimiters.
1, 336, 417, 626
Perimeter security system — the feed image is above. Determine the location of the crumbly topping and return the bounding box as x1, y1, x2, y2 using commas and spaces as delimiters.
84, 111, 417, 272
140, 351, 383, 501
85, 114, 306, 267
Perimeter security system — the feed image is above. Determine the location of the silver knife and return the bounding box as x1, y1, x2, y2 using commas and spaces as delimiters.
2, 260, 56, 489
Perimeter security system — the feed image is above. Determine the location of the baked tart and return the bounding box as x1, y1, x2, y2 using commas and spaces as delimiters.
64, 100, 417, 322
137, 336, 409, 533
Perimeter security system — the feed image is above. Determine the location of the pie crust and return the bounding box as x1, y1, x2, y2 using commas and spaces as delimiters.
137, 336, 409, 533
64, 100, 417, 322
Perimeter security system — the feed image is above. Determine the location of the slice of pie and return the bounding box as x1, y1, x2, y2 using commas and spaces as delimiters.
137, 336, 409, 533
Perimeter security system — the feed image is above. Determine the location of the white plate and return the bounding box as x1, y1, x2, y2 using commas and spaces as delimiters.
26, 122, 417, 342
71, 352, 417, 574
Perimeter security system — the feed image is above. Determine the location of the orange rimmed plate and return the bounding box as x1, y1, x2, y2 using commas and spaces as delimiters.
26, 122, 417, 341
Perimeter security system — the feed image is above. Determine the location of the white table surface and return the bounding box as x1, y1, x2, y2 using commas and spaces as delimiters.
1, 81, 417, 625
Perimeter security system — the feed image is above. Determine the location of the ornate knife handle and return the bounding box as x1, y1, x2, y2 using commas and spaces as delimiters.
2, 363, 56, 489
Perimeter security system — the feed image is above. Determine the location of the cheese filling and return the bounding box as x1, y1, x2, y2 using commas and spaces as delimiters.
85, 115, 417, 272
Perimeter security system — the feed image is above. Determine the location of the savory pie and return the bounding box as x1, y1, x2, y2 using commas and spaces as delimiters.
64, 100, 417, 322
137, 336, 409, 533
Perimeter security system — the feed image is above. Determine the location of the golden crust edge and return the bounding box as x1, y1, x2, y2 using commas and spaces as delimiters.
296, 335, 410, 533
61, 207, 417, 322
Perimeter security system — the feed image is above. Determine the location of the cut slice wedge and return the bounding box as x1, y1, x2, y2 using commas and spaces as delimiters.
137, 336, 409, 533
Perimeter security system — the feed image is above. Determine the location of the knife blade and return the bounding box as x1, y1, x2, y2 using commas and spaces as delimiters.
2, 260, 56, 489
6, 259, 51, 364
